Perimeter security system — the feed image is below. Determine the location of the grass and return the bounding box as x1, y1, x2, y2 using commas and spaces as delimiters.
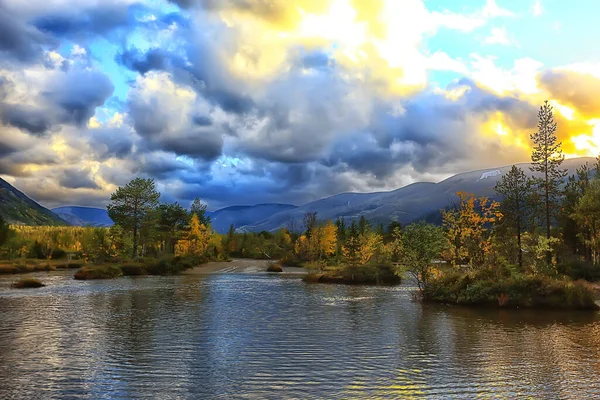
423, 271, 599, 310
12, 277, 45, 289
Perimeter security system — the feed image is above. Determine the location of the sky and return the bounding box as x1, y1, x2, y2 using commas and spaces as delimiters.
1, 0, 600, 210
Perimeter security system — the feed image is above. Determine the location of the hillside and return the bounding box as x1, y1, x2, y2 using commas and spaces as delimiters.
0, 177, 68, 226
52, 206, 113, 227
239, 157, 595, 232
207, 203, 297, 233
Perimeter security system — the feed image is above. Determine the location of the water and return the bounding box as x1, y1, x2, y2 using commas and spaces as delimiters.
1, 268, 600, 399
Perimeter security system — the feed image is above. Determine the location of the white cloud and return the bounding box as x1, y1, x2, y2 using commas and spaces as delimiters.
483, 26, 513, 46
531, 0, 544, 17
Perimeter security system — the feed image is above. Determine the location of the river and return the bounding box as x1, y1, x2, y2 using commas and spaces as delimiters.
1, 260, 600, 399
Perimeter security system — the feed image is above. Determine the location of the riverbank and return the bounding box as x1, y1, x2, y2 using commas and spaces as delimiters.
0, 259, 83, 274
183, 258, 306, 275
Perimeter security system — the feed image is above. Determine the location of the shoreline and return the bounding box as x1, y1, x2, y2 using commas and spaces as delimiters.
183, 258, 307, 275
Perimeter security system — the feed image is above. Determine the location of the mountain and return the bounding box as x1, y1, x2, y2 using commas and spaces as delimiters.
0, 177, 67, 225
238, 157, 596, 232
207, 203, 297, 233
51, 206, 113, 227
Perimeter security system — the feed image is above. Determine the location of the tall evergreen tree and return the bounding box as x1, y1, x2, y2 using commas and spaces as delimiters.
529, 100, 567, 264
157, 202, 189, 253
494, 165, 532, 269
190, 198, 211, 226
107, 178, 160, 258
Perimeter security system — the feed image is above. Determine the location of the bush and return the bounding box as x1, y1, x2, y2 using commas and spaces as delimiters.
74, 265, 123, 280
120, 263, 147, 276
423, 271, 599, 310
50, 248, 67, 259
12, 278, 45, 289
303, 263, 401, 285
557, 260, 600, 282
266, 262, 283, 273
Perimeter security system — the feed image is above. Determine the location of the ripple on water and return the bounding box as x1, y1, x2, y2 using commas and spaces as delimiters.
0, 270, 600, 399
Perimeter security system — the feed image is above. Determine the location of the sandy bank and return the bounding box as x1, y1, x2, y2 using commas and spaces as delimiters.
183, 258, 306, 275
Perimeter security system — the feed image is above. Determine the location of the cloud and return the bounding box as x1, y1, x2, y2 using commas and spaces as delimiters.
3, 0, 600, 212
538, 68, 600, 119
127, 71, 224, 161
483, 26, 513, 46
531, 0, 544, 17
59, 168, 100, 189
0, 2, 55, 63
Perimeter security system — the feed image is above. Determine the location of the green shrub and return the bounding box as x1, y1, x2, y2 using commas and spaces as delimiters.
74, 265, 123, 280
557, 260, 600, 282
50, 248, 67, 259
12, 278, 45, 289
423, 271, 599, 310
120, 263, 147, 276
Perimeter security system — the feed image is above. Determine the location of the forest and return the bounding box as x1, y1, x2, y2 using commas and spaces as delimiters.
0, 101, 599, 308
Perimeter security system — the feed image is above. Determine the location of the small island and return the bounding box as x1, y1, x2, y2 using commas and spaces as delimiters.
12, 278, 45, 289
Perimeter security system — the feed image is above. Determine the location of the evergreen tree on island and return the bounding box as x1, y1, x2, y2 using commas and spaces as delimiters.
494, 165, 532, 269
529, 100, 567, 265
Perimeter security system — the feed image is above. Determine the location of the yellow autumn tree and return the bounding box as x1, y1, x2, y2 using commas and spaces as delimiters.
442, 192, 501, 268
319, 221, 337, 258
342, 231, 382, 266
176, 214, 211, 256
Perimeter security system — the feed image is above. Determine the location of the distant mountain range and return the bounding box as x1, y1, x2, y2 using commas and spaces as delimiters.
235, 157, 596, 232
207, 203, 298, 233
52, 206, 114, 227
1, 157, 595, 231
0, 177, 67, 225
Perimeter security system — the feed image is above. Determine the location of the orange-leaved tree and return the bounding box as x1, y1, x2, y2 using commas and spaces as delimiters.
442, 192, 501, 268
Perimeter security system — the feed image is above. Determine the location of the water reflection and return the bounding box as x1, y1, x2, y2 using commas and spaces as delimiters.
0, 271, 599, 399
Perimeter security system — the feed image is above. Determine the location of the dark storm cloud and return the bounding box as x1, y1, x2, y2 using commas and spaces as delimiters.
89, 128, 134, 161
33, 2, 139, 40
44, 70, 114, 125
157, 131, 223, 160
193, 115, 213, 126
59, 168, 99, 189
116, 47, 169, 75
0, 3, 55, 63
302, 51, 332, 70
0, 103, 53, 135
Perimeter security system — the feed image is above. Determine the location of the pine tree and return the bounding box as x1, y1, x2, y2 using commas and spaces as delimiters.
494, 165, 532, 269
190, 198, 211, 226
107, 178, 160, 258
530, 100, 567, 264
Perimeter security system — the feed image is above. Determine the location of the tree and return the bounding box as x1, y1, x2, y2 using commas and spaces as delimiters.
157, 202, 189, 253
0, 216, 12, 248
560, 163, 592, 259
107, 178, 160, 258
190, 198, 211, 226
176, 214, 211, 257
494, 165, 532, 269
319, 221, 338, 258
574, 178, 600, 265
530, 100, 567, 264
442, 192, 501, 268
397, 222, 446, 291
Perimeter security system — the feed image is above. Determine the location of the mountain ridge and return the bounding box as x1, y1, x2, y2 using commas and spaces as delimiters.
0, 177, 68, 225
